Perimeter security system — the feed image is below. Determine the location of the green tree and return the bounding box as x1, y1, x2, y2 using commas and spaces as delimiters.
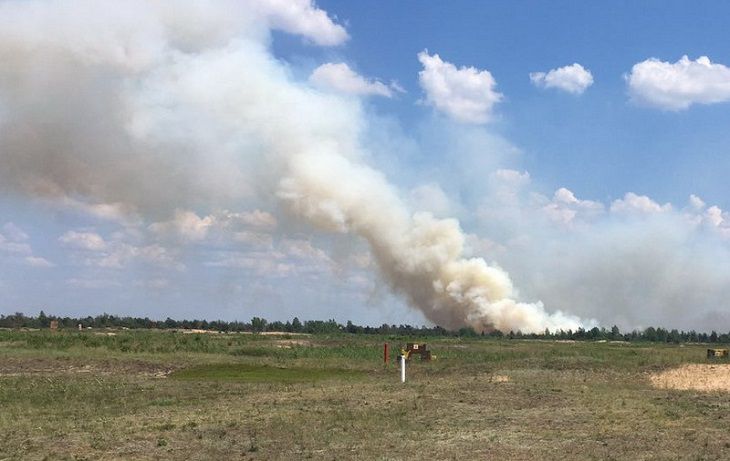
251, 317, 267, 333
38, 310, 50, 328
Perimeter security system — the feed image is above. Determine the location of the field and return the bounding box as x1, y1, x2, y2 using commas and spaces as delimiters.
1, 329, 730, 460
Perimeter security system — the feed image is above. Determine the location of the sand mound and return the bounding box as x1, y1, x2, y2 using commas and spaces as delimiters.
650, 364, 730, 392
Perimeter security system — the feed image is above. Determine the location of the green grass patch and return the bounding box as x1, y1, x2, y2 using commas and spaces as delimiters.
170, 363, 364, 383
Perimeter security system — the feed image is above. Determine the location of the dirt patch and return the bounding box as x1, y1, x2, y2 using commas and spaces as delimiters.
476, 373, 510, 383
259, 331, 311, 337
650, 364, 730, 392
0, 357, 176, 378
274, 339, 312, 348
177, 329, 220, 334
490, 375, 510, 383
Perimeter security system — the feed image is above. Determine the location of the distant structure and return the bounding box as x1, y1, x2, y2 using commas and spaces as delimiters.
707, 348, 729, 359
49, 320, 58, 331
403, 343, 432, 361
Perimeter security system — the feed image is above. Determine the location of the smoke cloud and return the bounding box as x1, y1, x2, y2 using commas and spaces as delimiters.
5, 1, 730, 333
0, 0, 588, 333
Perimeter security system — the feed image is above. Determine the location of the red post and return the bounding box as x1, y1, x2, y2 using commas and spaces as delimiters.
384, 343, 389, 365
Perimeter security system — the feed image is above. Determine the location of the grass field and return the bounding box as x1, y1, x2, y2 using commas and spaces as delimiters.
1, 329, 729, 460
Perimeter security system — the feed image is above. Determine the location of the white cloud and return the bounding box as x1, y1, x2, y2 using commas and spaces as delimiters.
253, 0, 349, 46
626, 55, 730, 110
58, 229, 182, 270
488, 169, 531, 205
705, 205, 724, 227
280, 238, 331, 263
0, 235, 31, 255
310, 63, 394, 97
542, 187, 604, 224
700, 205, 730, 239
205, 238, 332, 278
610, 192, 672, 215
134, 278, 170, 290
228, 210, 277, 231
688, 194, 706, 210
94, 243, 182, 270
205, 251, 292, 276
0, 223, 32, 254
417, 50, 503, 124
149, 209, 277, 243
149, 210, 215, 242
59, 231, 107, 251
52, 197, 142, 226
0, 223, 53, 266
530, 63, 593, 95
2, 223, 29, 241
492, 169, 531, 187
233, 231, 274, 248
24, 256, 54, 268
66, 278, 122, 289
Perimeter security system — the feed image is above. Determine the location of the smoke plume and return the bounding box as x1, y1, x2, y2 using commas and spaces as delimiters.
0, 0, 588, 333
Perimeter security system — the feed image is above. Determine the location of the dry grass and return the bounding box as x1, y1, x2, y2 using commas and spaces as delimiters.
650, 363, 730, 392
2, 331, 730, 460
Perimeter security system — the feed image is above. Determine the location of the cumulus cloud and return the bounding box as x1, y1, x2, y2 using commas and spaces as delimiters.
66, 278, 122, 289
626, 55, 730, 110
59, 229, 181, 270
93, 242, 182, 270
0, 227, 31, 255
2, 223, 29, 241
0, 222, 53, 267
251, 0, 349, 46
24, 256, 55, 268
59, 231, 108, 251
542, 187, 604, 225
204, 239, 332, 278
309, 63, 395, 97
610, 192, 671, 215
688, 194, 706, 211
530, 63, 593, 94
149, 211, 215, 242
148, 209, 277, 243
417, 50, 503, 124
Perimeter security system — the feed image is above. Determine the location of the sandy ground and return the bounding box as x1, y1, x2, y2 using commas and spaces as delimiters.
650, 363, 730, 392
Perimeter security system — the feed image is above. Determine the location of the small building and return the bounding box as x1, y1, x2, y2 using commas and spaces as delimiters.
404, 343, 432, 361
49, 320, 58, 331
707, 348, 729, 359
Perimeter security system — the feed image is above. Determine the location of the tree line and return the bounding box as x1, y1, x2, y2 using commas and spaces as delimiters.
1, 311, 729, 343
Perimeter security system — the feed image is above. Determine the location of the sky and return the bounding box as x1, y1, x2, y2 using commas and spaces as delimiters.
2, 0, 730, 332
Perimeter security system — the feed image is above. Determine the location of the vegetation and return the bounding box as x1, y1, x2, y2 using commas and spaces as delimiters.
3, 310, 730, 343
171, 364, 364, 382
1, 328, 729, 459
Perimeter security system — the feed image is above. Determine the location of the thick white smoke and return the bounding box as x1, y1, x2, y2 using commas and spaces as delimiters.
278, 152, 583, 332
0, 0, 586, 333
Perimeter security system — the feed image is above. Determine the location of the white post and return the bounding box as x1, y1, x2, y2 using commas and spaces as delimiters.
400, 355, 406, 383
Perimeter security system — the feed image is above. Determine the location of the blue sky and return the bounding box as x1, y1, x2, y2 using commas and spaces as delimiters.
2, 1, 730, 332
301, 0, 730, 207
